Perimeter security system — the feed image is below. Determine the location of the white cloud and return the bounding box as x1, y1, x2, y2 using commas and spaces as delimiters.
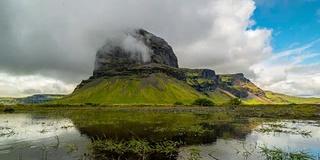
251, 40, 320, 97
3, 0, 319, 98
0, 0, 276, 97
0, 73, 75, 97
178, 0, 273, 77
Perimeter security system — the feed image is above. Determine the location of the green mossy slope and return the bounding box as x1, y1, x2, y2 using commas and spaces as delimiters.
266, 91, 320, 104
56, 73, 230, 105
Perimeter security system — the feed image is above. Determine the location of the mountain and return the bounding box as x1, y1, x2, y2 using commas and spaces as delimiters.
0, 94, 65, 105
265, 91, 320, 104
55, 29, 319, 105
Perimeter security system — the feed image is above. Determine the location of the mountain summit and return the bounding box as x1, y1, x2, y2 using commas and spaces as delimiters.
56, 29, 318, 105
93, 29, 178, 78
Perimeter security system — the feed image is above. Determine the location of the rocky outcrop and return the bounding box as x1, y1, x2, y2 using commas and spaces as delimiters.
138, 29, 178, 68
93, 29, 178, 77
182, 69, 221, 92
219, 73, 267, 98
76, 65, 223, 93
219, 83, 249, 98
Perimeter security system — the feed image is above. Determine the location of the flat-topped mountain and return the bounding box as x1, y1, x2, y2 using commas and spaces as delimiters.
93, 29, 178, 78
55, 29, 319, 105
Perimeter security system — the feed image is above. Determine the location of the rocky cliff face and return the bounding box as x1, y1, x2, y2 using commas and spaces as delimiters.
93, 29, 178, 78
219, 73, 266, 98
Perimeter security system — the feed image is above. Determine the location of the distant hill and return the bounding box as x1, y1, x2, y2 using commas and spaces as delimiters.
54, 29, 319, 105
0, 94, 65, 105
265, 91, 320, 104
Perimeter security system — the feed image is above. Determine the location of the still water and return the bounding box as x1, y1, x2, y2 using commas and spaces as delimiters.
0, 114, 90, 160
0, 112, 319, 160
179, 120, 320, 159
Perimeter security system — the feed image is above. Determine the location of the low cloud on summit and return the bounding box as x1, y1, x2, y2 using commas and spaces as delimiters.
0, 0, 318, 97
95, 30, 152, 72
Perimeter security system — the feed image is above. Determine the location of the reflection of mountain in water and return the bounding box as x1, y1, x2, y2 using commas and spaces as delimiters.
72, 113, 252, 160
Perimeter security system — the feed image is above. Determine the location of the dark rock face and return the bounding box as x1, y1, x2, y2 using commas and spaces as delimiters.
93, 29, 178, 77
182, 69, 221, 92
138, 29, 178, 68
218, 73, 267, 98
219, 84, 249, 98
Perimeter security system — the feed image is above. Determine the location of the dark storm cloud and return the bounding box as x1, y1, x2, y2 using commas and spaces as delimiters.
0, 0, 213, 83
0, 0, 281, 97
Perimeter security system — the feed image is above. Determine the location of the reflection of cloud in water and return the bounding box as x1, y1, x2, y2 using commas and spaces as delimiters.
251, 120, 320, 157
178, 120, 320, 160
0, 114, 76, 146
0, 114, 90, 160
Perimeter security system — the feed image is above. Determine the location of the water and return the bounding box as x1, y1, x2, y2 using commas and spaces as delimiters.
179, 120, 320, 160
0, 114, 91, 160
1, 111, 320, 160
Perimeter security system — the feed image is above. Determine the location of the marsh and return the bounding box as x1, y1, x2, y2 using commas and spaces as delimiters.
1, 105, 320, 159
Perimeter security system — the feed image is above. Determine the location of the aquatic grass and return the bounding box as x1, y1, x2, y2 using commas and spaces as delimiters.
65, 144, 78, 155
90, 138, 182, 160
259, 146, 317, 160
52, 135, 60, 151
256, 122, 312, 137
0, 128, 15, 137
187, 147, 202, 160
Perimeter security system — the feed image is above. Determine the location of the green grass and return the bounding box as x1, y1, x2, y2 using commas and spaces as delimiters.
243, 99, 265, 105
206, 90, 231, 104
260, 146, 317, 160
55, 73, 212, 105
55, 73, 232, 105
266, 91, 320, 104
219, 74, 233, 82
54, 71, 319, 105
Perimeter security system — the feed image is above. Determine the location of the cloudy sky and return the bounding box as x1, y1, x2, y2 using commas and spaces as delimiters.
0, 0, 319, 97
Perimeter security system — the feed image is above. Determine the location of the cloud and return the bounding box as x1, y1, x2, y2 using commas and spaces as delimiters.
0, 0, 275, 97
94, 30, 152, 71
122, 33, 151, 63
177, 0, 273, 77
0, 73, 74, 97
0, 0, 213, 82
0, 0, 318, 98
251, 39, 320, 97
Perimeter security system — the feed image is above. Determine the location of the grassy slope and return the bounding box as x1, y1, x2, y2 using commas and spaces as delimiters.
266, 91, 320, 104
206, 89, 233, 104
219, 74, 272, 104
56, 73, 230, 105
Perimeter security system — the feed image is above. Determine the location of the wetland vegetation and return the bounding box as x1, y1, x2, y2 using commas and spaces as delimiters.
0, 104, 320, 159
